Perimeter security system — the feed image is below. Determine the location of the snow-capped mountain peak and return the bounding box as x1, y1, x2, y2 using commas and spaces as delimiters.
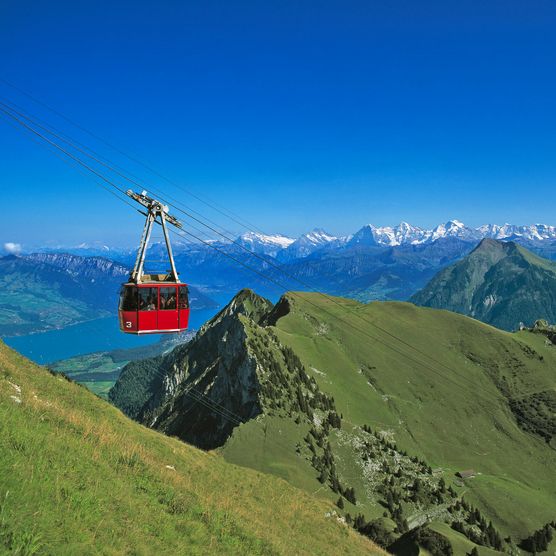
347, 225, 379, 247
30, 221, 556, 265
392, 221, 427, 245
302, 228, 338, 245
430, 220, 480, 242
477, 223, 556, 242
238, 231, 295, 248
277, 228, 339, 261
76, 242, 111, 251
236, 231, 295, 256
352, 222, 428, 246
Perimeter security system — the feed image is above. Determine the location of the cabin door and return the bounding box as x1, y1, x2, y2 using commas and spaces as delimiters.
158, 286, 179, 331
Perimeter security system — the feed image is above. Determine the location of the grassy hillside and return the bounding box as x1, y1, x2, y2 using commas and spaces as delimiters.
0, 340, 381, 555
111, 289, 556, 552
411, 239, 556, 330
267, 294, 556, 529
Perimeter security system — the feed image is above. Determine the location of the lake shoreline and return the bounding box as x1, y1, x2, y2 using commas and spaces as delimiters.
4, 306, 220, 365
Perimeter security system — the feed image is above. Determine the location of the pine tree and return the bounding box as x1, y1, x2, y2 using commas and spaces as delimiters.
354, 514, 366, 530
345, 487, 357, 505
336, 497, 344, 510
386, 491, 395, 511
330, 473, 340, 493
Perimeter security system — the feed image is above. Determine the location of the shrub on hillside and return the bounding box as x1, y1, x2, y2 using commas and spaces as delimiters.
412, 526, 453, 556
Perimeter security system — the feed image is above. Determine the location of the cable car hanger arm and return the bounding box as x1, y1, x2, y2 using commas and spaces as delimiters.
126, 189, 182, 284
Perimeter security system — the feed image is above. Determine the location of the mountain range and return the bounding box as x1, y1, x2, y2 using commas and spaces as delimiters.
19, 221, 554, 304
110, 289, 556, 553
411, 239, 556, 331
19, 220, 556, 260
5, 220, 556, 339
178, 222, 556, 305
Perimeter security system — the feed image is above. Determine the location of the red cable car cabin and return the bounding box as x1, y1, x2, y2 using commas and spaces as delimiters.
119, 280, 190, 334
118, 190, 190, 335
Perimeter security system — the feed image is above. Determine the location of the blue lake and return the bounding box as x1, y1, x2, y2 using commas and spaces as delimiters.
3, 306, 220, 365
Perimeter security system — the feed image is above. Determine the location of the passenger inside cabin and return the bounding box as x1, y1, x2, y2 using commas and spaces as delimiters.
159, 288, 177, 310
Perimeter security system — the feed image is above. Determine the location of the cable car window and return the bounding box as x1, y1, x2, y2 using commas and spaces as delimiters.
179, 285, 189, 309
119, 286, 138, 311
160, 287, 177, 310
138, 288, 158, 311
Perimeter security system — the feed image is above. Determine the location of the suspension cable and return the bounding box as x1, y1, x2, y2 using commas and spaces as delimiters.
0, 77, 267, 235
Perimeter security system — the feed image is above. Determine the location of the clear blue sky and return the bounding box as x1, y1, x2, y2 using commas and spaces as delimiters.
1, 0, 555, 248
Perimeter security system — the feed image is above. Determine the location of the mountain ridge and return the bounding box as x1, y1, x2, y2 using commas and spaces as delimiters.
411, 238, 556, 330
13, 220, 556, 258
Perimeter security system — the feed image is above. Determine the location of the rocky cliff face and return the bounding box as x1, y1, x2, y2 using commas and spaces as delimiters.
110, 288, 339, 450
110, 290, 274, 448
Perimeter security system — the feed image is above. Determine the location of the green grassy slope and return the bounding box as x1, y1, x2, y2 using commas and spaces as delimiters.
109, 289, 555, 550
259, 293, 556, 537
0, 341, 382, 555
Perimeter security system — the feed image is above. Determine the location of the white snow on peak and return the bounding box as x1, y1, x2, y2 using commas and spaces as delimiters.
357, 222, 428, 246
238, 231, 295, 248
75, 242, 111, 252
429, 220, 480, 242
348, 225, 379, 246
34, 220, 556, 263
302, 228, 338, 245
277, 228, 339, 261
345, 219, 556, 247
477, 223, 556, 242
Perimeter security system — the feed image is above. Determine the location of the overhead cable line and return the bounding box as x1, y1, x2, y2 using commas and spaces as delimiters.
0, 109, 137, 211
0, 99, 232, 244
0, 77, 267, 236
0, 104, 128, 196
